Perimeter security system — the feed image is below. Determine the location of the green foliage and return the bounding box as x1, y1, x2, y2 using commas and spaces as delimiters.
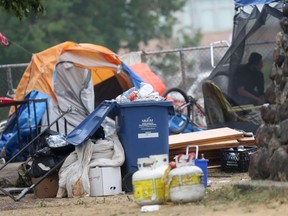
180, 29, 203, 48
0, 0, 45, 20
0, 0, 187, 64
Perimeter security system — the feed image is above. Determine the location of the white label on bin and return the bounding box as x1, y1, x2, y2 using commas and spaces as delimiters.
139, 117, 157, 131
138, 132, 159, 138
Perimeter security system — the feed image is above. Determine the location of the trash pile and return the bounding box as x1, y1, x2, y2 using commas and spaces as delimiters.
116, 82, 165, 103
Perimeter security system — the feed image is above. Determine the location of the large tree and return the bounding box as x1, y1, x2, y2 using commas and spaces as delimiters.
0, 0, 186, 64
0, 0, 44, 20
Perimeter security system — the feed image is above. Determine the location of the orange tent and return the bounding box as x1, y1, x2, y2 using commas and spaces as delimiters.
14, 41, 132, 104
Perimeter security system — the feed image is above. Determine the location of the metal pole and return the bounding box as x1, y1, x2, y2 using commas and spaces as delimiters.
179, 51, 187, 90
0, 108, 71, 172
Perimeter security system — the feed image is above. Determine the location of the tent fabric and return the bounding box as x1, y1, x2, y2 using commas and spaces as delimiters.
208, 4, 282, 101
129, 63, 167, 96
53, 62, 94, 128
120, 62, 144, 89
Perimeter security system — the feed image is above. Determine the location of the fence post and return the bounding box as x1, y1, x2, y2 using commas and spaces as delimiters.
6, 67, 15, 98
179, 51, 187, 90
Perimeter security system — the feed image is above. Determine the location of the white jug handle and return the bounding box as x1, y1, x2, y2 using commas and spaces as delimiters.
186, 145, 199, 159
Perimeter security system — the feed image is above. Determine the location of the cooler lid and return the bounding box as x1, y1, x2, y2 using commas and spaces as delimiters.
66, 100, 117, 146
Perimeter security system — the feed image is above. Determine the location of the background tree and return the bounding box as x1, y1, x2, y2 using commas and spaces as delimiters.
0, 0, 187, 64
0, 0, 45, 20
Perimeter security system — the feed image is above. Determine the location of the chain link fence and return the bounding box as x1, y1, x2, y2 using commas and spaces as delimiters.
0, 63, 28, 121
0, 42, 275, 121
140, 43, 230, 100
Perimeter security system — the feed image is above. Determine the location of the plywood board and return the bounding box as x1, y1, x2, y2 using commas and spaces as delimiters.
169, 127, 244, 150
170, 140, 239, 153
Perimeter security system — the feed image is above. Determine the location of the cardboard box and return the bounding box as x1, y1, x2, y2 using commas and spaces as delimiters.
89, 167, 122, 196
31, 172, 59, 198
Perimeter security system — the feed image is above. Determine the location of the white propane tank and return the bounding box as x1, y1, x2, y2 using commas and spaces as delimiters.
150, 154, 169, 173
149, 154, 169, 201
132, 157, 165, 205
168, 145, 205, 203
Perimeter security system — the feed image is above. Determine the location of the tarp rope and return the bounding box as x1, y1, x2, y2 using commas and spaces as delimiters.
0, 33, 9, 46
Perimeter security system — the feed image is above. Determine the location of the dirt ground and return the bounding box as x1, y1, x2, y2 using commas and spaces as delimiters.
1, 171, 288, 216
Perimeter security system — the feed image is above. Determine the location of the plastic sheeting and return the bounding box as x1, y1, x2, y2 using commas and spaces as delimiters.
208, 4, 282, 101
57, 132, 125, 198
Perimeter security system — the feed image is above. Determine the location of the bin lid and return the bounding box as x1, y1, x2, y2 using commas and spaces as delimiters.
66, 100, 117, 146
116, 100, 174, 115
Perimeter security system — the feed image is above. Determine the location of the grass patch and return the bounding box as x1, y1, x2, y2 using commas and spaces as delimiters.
202, 184, 288, 207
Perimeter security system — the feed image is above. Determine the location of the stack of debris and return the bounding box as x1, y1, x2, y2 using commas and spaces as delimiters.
169, 127, 256, 167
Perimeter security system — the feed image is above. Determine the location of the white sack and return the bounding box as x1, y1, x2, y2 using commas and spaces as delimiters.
57, 132, 125, 198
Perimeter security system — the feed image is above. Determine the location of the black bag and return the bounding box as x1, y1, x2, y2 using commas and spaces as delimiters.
25, 147, 66, 178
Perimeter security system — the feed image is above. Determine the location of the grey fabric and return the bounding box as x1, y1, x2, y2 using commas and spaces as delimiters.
41, 62, 95, 134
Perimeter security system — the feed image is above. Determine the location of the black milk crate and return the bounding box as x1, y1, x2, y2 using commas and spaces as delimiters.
220, 146, 257, 172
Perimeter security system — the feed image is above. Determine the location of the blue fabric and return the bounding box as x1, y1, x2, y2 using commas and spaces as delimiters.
0, 90, 50, 161
234, 0, 279, 7
168, 115, 202, 134
121, 62, 144, 88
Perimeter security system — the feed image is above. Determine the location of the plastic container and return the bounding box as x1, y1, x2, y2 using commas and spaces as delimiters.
132, 157, 165, 205
89, 167, 122, 197
150, 154, 169, 170
119, 87, 138, 103
168, 145, 205, 203
116, 101, 174, 180
220, 146, 257, 172
195, 153, 209, 188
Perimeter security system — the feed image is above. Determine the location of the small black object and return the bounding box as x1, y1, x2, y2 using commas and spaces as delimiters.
220, 146, 257, 172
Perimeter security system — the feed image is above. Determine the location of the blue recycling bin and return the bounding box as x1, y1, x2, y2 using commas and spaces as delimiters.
116, 101, 174, 180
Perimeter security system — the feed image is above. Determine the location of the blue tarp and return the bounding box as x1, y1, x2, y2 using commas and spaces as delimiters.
121, 62, 144, 88
234, 0, 280, 7
0, 90, 50, 161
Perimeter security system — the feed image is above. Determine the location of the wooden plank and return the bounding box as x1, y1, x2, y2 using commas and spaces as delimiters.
169, 137, 241, 150
169, 140, 239, 153
237, 136, 255, 141
237, 136, 255, 145
169, 127, 244, 150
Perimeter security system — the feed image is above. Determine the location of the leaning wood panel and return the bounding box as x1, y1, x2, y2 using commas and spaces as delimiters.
169, 127, 244, 150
